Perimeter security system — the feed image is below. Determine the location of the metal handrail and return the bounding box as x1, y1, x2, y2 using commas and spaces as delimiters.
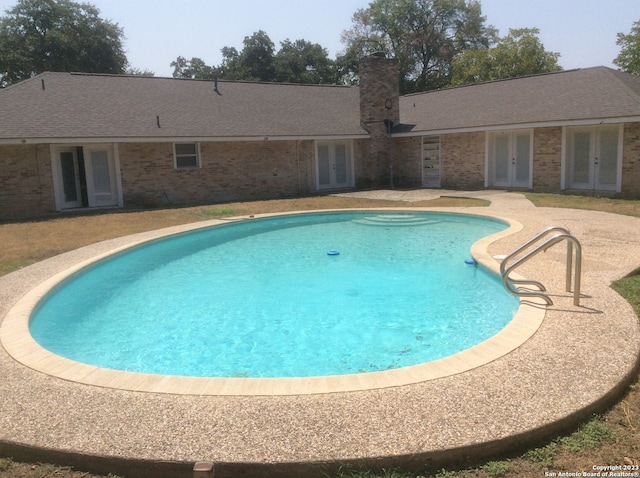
499, 226, 571, 277
500, 228, 582, 306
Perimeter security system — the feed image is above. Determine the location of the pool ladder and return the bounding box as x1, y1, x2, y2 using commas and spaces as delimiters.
500, 226, 582, 306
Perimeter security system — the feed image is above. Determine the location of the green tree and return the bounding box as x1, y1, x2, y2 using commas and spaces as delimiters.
339, 0, 495, 93
170, 56, 216, 80
174, 31, 337, 84
0, 0, 127, 87
221, 30, 276, 81
274, 39, 336, 84
614, 19, 640, 75
451, 28, 561, 85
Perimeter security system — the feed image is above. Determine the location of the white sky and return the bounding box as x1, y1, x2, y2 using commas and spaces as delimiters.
0, 0, 638, 77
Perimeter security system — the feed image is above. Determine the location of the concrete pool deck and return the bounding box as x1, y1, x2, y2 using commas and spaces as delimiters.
1, 190, 639, 477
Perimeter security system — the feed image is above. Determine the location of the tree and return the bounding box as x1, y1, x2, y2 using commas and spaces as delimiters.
170, 56, 216, 80
274, 39, 336, 84
614, 19, 640, 75
339, 0, 495, 93
173, 31, 338, 84
0, 0, 127, 87
451, 28, 561, 86
219, 30, 276, 81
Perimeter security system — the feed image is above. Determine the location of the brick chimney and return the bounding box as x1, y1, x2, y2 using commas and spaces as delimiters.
359, 53, 400, 129
358, 53, 400, 187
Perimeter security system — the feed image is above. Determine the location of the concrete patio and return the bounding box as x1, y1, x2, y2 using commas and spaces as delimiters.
0, 190, 639, 477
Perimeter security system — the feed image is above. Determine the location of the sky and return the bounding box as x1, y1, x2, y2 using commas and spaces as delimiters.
0, 0, 638, 77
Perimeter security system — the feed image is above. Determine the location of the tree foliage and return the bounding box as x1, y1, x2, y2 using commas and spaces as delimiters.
339, 0, 495, 93
614, 19, 640, 75
172, 30, 337, 84
274, 39, 336, 84
451, 28, 561, 85
0, 0, 127, 87
170, 56, 216, 80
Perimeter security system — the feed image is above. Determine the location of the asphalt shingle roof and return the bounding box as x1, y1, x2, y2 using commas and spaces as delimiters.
399, 66, 640, 133
2, 67, 640, 143
0, 72, 364, 141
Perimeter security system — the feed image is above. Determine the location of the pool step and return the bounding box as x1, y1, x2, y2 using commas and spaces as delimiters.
353, 215, 440, 227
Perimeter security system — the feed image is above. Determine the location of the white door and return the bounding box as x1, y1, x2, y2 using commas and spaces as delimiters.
53, 145, 120, 210
84, 146, 119, 207
56, 148, 83, 209
489, 131, 531, 188
317, 141, 353, 190
422, 136, 441, 187
568, 126, 620, 191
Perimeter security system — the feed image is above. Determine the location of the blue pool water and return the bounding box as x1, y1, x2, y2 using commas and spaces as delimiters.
30, 212, 518, 378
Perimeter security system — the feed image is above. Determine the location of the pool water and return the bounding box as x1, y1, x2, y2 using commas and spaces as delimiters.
30, 212, 518, 378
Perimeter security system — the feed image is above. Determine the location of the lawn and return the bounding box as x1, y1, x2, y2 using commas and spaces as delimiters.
0, 193, 638, 478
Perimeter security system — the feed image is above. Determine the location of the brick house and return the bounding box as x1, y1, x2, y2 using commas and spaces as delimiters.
1, 55, 640, 219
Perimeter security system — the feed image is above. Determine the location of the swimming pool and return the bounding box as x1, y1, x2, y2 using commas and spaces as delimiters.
29, 211, 518, 379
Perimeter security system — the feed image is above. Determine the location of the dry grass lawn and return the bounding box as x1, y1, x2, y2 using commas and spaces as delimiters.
0, 196, 482, 276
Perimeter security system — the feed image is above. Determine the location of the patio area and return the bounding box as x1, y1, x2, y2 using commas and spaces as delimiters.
0, 190, 639, 478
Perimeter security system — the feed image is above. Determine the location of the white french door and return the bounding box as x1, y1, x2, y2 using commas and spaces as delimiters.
53, 145, 121, 210
488, 130, 532, 188
84, 145, 119, 207
316, 141, 354, 190
56, 148, 84, 209
566, 126, 621, 191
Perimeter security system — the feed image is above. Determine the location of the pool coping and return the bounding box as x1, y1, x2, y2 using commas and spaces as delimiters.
0, 209, 544, 396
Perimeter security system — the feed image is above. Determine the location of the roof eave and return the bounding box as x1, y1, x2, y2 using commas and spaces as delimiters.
0, 133, 370, 146
392, 116, 640, 137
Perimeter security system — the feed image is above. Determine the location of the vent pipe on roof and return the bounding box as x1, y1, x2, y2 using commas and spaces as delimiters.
214, 78, 221, 95
41, 79, 45, 90
156, 115, 161, 128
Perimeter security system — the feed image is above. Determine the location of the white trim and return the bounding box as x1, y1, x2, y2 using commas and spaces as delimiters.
616, 123, 624, 192
560, 127, 568, 190
392, 116, 640, 138
113, 144, 124, 208
563, 124, 623, 192
173, 142, 202, 169
421, 135, 441, 187
0, 134, 369, 146
485, 129, 533, 189
315, 140, 355, 190
484, 131, 490, 188
50, 143, 123, 211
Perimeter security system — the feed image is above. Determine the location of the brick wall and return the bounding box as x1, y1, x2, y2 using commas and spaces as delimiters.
4, 122, 640, 220
622, 123, 640, 199
119, 140, 316, 208
0, 144, 55, 220
440, 132, 486, 189
532, 127, 563, 192
393, 137, 422, 188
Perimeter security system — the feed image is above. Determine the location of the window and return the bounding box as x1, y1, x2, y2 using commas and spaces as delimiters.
173, 143, 200, 169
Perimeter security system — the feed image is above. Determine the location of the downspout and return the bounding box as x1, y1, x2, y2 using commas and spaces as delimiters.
385, 98, 394, 189
387, 120, 394, 189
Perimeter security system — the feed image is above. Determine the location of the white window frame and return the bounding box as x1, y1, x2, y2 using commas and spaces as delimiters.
485, 129, 533, 189
173, 142, 201, 169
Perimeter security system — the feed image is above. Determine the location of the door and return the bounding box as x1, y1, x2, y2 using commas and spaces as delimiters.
567, 126, 620, 191
56, 148, 83, 209
53, 145, 120, 210
422, 136, 441, 187
84, 146, 119, 207
489, 131, 531, 188
316, 141, 353, 190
